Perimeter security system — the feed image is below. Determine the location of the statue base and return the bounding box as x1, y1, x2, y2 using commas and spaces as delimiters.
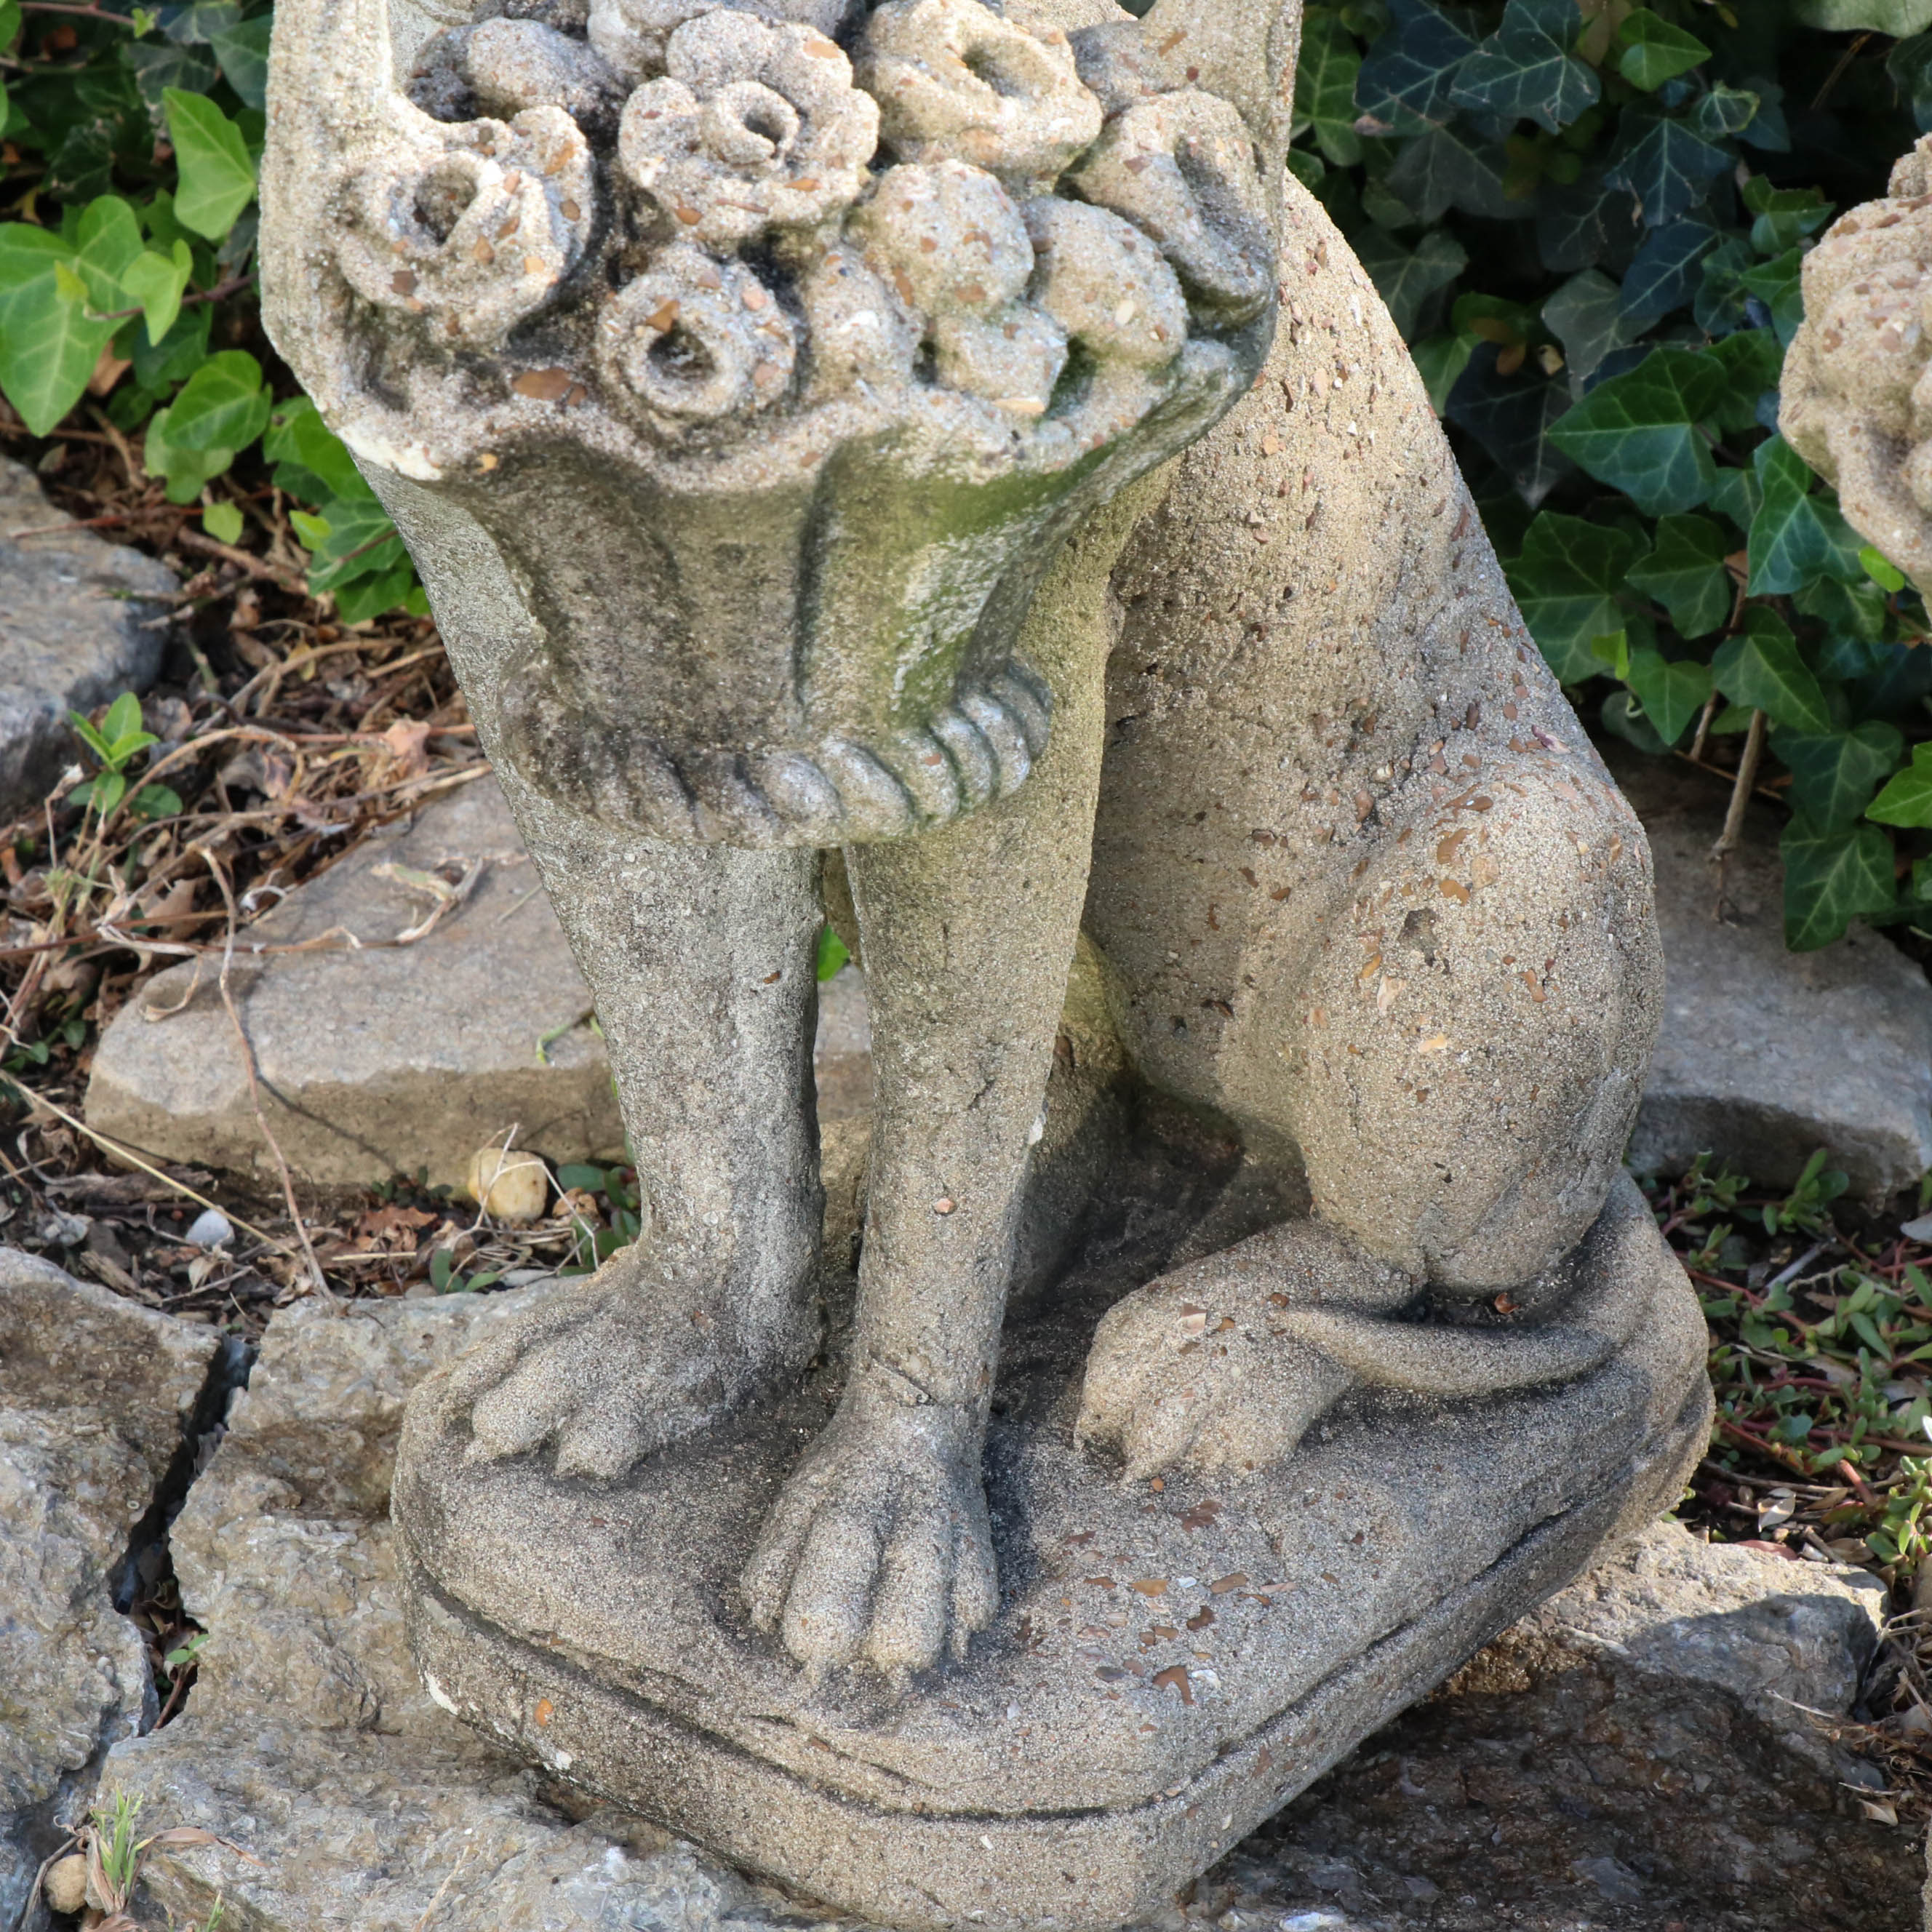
393, 1174, 1709, 1932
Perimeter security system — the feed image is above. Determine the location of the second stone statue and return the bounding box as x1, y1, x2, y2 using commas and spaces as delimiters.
259, 1, 1711, 1923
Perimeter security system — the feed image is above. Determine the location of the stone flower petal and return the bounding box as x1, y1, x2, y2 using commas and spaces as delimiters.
587, 0, 858, 86
1066, 89, 1272, 324
463, 20, 627, 135
1025, 199, 1187, 372
850, 159, 1034, 323
598, 243, 798, 423
616, 12, 878, 249
335, 106, 595, 349
857, 0, 1102, 185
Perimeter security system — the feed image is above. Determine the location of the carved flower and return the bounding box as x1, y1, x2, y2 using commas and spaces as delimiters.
857, 0, 1103, 186
598, 242, 798, 423
617, 11, 879, 249
335, 107, 596, 348
850, 159, 1066, 418
587, 0, 858, 87
1066, 90, 1272, 324
1024, 199, 1187, 374
408, 20, 628, 141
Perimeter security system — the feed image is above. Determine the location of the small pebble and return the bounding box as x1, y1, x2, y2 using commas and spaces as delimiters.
466, 1146, 550, 1224
185, 1208, 234, 1248
43, 1853, 88, 1914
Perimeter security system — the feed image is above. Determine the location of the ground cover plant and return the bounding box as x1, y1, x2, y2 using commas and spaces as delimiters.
1291, 0, 1932, 949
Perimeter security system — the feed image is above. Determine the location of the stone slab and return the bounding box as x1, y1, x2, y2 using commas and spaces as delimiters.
394, 1175, 1711, 1931
84, 774, 624, 1191
1612, 745, 1932, 1199
0, 1249, 217, 1926
86, 778, 880, 1189
0, 458, 176, 824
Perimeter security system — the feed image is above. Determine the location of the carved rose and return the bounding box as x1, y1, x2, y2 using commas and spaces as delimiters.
850, 159, 1066, 415
335, 106, 595, 348
410, 20, 627, 137
587, 0, 858, 86
1066, 90, 1272, 324
599, 242, 798, 422
857, 0, 1102, 186
1024, 199, 1187, 374
617, 11, 879, 248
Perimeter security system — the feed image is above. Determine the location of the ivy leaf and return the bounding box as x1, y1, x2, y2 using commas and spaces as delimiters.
202, 499, 244, 545
1771, 722, 1905, 829
1869, 743, 1932, 827
1295, 8, 1364, 166
121, 39, 218, 124
1706, 327, 1784, 434
1446, 342, 1575, 505
1619, 216, 1720, 324
164, 347, 270, 451
119, 239, 192, 346
1504, 511, 1644, 679
1888, 32, 1932, 135
1536, 164, 1624, 272
1794, 0, 1932, 31
1545, 346, 1726, 515
1626, 648, 1712, 745
1748, 434, 1863, 594
1705, 465, 1761, 532
1711, 607, 1832, 733
1740, 178, 1832, 257
142, 399, 239, 502
1780, 818, 1896, 952
1603, 112, 1731, 227
1355, 0, 1480, 137
1411, 333, 1476, 412
1626, 513, 1732, 636
1693, 84, 1760, 140
1738, 247, 1804, 347
0, 225, 111, 434
264, 396, 374, 503
1353, 227, 1467, 336
207, 13, 271, 110
1613, 9, 1710, 91
1385, 121, 1515, 221
1450, 0, 1599, 134
1542, 268, 1646, 389
164, 88, 257, 241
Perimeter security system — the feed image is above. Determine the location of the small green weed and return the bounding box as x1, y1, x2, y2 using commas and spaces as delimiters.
68, 692, 182, 823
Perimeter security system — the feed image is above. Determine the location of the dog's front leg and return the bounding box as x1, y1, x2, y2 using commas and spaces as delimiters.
744, 660, 1110, 1687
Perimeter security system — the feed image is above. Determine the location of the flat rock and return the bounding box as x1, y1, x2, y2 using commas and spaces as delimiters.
85, 775, 624, 1191
0, 1250, 218, 1927
1612, 746, 1932, 1199
0, 458, 176, 825
86, 779, 879, 1189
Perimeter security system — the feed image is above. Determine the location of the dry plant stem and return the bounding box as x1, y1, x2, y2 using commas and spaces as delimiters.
0, 1073, 287, 1246
1688, 689, 1720, 764
1709, 707, 1768, 867
175, 526, 307, 593
201, 847, 335, 1304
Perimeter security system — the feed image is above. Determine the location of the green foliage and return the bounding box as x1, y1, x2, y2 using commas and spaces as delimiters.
0, 0, 423, 620
68, 690, 179, 819
1296, 0, 1932, 950
815, 922, 852, 981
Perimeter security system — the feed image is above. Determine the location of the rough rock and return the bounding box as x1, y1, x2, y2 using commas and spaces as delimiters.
86, 778, 885, 1189
1174, 1522, 1915, 1932
84, 775, 623, 1191
1613, 746, 1932, 1199
98, 1279, 1917, 1932
0, 1249, 218, 1928
0, 457, 177, 824
104, 1288, 857, 1932
813, 965, 871, 1124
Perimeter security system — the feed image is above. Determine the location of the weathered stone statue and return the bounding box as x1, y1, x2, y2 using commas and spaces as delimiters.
261, 1, 1709, 1923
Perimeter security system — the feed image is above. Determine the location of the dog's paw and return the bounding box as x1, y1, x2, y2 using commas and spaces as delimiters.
1074, 1218, 1413, 1480
439, 1253, 749, 1480
743, 1395, 997, 1682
